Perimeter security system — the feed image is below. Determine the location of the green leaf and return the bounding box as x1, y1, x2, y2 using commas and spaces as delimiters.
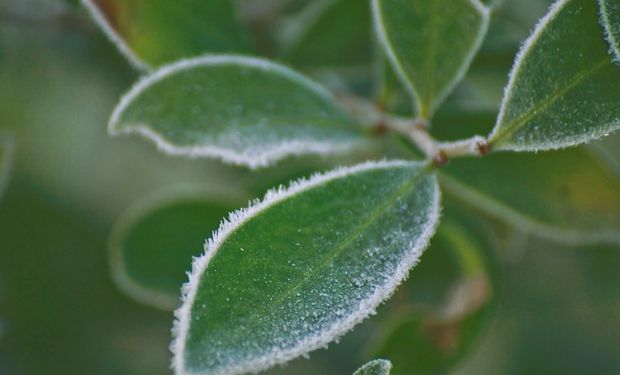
109, 55, 366, 169
440, 146, 620, 244
372, 0, 491, 119
283, 0, 372, 68
0, 134, 15, 199
370, 205, 494, 375
354, 359, 393, 375
172, 160, 440, 375
488, 0, 620, 151
109, 189, 243, 310
82, 0, 250, 70
599, 0, 620, 63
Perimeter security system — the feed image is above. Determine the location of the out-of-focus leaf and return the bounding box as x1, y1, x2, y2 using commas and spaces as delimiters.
488, 0, 620, 152
354, 359, 392, 375
599, 0, 620, 63
372, 0, 491, 119
0, 134, 15, 199
440, 146, 620, 245
370, 205, 494, 375
109, 189, 244, 310
172, 161, 440, 375
82, 0, 250, 69
109, 55, 367, 169
283, 0, 372, 68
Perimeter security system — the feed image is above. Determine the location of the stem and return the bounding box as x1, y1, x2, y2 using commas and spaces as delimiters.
339, 95, 489, 165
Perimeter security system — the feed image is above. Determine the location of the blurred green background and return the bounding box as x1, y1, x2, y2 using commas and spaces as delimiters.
0, 0, 619, 374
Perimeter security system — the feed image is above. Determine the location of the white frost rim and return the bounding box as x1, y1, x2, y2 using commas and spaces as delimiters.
488, 0, 567, 144
489, 0, 620, 150
0, 134, 16, 200
353, 359, 393, 375
109, 186, 248, 311
81, 0, 151, 71
598, 0, 620, 64
108, 54, 362, 169
171, 159, 441, 375
371, 0, 490, 118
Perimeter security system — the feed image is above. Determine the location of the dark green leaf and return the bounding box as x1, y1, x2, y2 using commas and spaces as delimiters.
441, 146, 620, 244
599, 0, 620, 63
109, 189, 243, 310
109, 55, 366, 169
354, 359, 393, 375
82, 0, 250, 69
372, 0, 491, 119
172, 161, 440, 375
489, 0, 620, 151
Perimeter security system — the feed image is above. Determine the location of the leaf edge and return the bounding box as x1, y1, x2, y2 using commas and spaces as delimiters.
171, 159, 441, 375
108, 54, 364, 169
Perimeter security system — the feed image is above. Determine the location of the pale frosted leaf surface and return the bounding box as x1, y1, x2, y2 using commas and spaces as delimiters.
353, 359, 393, 375
109, 191, 241, 310
0, 135, 15, 199
440, 147, 620, 244
172, 161, 441, 375
599, 0, 620, 63
82, 0, 249, 69
109, 56, 366, 169
372, 0, 490, 119
489, 0, 620, 151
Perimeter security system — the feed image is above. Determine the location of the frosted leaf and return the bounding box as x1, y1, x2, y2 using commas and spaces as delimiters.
489, 0, 620, 151
172, 160, 440, 375
353, 359, 392, 375
372, 0, 490, 119
109, 55, 367, 169
598, 0, 620, 64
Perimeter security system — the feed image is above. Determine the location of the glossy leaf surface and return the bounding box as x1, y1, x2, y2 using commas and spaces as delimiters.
109, 55, 365, 169
372, 0, 490, 118
489, 0, 620, 151
354, 359, 392, 375
82, 0, 249, 69
172, 161, 440, 375
440, 147, 620, 244
599, 0, 620, 63
109, 191, 241, 310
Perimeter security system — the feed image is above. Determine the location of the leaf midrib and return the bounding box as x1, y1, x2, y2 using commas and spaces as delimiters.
491, 57, 610, 146
231, 169, 429, 334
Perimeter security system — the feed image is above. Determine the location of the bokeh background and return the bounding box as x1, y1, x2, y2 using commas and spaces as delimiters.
1, 0, 619, 374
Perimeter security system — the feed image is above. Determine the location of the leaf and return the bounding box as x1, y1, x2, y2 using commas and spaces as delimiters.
354, 359, 393, 375
440, 146, 620, 245
369, 203, 494, 375
82, 0, 250, 70
0, 134, 15, 199
599, 0, 620, 63
488, 0, 620, 151
372, 0, 491, 119
283, 0, 372, 68
109, 55, 367, 169
172, 160, 441, 375
109, 189, 243, 310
